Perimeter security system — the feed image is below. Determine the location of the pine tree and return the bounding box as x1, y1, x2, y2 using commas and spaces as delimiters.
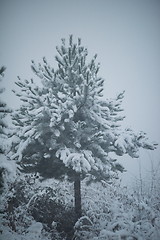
9, 36, 157, 221
0, 66, 11, 193
0, 66, 10, 154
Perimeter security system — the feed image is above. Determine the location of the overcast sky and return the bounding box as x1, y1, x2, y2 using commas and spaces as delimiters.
1, 0, 160, 186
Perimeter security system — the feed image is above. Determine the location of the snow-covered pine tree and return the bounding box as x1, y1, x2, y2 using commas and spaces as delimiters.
9, 36, 157, 220
0, 66, 11, 192
0, 66, 10, 153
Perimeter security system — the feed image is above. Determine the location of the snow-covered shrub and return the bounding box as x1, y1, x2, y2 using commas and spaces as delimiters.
0, 174, 37, 233
0, 155, 17, 193
73, 180, 160, 240
28, 185, 75, 238
0, 175, 75, 239
133, 160, 160, 214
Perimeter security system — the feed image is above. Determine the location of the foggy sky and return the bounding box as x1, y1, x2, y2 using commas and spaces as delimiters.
0, 0, 160, 186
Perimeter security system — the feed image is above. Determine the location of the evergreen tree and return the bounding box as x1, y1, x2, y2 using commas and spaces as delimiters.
9, 36, 157, 221
0, 66, 11, 192
0, 66, 10, 153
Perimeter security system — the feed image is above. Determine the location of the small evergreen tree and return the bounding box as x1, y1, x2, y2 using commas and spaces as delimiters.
0, 66, 11, 191
9, 36, 157, 221
0, 66, 9, 153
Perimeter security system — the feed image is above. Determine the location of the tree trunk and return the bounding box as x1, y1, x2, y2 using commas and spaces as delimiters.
74, 173, 82, 221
